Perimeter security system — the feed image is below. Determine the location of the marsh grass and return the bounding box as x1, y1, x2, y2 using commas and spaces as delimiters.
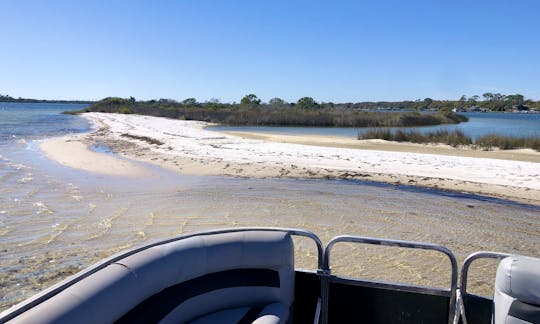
475, 134, 540, 151
359, 129, 540, 151
359, 129, 472, 147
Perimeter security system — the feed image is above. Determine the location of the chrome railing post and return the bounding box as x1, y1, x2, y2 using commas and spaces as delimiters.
460, 251, 511, 296
317, 268, 331, 324
324, 235, 458, 324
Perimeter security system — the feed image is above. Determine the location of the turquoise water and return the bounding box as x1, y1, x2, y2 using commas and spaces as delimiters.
209, 112, 540, 140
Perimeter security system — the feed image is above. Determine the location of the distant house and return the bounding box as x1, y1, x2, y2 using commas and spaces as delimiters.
466, 106, 488, 112
512, 104, 529, 112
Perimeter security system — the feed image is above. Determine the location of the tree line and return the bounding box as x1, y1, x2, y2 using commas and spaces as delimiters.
75, 95, 469, 128
87, 92, 540, 112
0, 93, 93, 104
4, 92, 539, 112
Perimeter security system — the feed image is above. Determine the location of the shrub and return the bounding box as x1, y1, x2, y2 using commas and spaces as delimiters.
118, 106, 132, 114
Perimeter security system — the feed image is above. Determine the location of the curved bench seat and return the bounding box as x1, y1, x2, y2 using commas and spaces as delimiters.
9, 231, 294, 324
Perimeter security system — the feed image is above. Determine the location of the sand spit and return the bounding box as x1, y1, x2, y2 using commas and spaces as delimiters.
40, 136, 150, 177
42, 113, 540, 205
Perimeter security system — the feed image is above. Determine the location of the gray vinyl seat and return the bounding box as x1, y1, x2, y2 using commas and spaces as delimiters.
8, 231, 295, 324
493, 255, 540, 324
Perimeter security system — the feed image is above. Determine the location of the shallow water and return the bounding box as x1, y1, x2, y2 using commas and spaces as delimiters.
0, 104, 539, 311
1, 151, 539, 309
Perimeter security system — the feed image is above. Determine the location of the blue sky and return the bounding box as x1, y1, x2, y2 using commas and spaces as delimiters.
1, 1, 539, 102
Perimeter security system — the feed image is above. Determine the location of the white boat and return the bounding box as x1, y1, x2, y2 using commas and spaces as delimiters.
1, 227, 538, 323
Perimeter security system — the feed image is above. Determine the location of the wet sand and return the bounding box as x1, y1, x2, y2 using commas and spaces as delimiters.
41, 135, 150, 177
40, 113, 540, 206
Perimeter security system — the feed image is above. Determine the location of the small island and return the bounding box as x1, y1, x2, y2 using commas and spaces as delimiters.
71, 95, 469, 128
64, 93, 540, 151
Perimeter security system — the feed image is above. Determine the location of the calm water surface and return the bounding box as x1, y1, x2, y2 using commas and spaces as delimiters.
210, 112, 540, 140
0, 104, 539, 311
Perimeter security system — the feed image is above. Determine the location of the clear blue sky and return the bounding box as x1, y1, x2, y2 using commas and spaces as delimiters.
1, 0, 539, 102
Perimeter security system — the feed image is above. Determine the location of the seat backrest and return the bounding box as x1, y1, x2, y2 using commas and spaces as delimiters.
9, 230, 294, 323
493, 255, 540, 324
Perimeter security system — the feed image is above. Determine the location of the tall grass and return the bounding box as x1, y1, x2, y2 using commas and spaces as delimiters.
359, 129, 472, 147
359, 129, 540, 151
475, 134, 540, 151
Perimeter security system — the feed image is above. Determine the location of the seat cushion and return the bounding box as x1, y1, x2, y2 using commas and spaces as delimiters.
119, 231, 294, 323
493, 256, 540, 324
495, 256, 540, 305
189, 302, 289, 324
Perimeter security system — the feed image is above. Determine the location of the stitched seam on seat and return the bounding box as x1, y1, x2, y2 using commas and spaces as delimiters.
509, 258, 514, 296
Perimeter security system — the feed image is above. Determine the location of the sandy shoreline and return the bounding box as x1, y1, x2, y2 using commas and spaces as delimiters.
224, 131, 540, 163
40, 113, 540, 205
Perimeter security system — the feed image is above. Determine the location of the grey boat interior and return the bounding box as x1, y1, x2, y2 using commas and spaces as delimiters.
1, 227, 539, 323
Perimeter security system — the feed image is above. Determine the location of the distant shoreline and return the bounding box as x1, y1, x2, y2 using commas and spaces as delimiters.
0, 100, 94, 104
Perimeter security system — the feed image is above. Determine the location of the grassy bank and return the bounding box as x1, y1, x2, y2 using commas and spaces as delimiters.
359, 129, 540, 151
71, 98, 468, 128
475, 134, 540, 151
359, 129, 472, 147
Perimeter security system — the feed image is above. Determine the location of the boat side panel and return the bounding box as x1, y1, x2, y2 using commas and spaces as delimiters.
462, 295, 494, 324
328, 281, 450, 323
293, 271, 321, 324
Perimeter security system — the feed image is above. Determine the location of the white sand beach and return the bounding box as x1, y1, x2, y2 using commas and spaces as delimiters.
41, 113, 540, 205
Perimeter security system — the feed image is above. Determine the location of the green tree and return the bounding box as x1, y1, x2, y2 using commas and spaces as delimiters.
493, 93, 506, 102
206, 98, 222, 110
268, 97, 287, 106
182, 98, 197, 106
240, 94, 261, 106
420, 98, 433, 110
468, 95, 479, 103
506, 94, 524, 106
296, 97, 319, 109
322, 102, 335, 109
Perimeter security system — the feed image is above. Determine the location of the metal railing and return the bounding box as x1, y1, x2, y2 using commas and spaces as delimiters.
460, 251, 512, 296
320, 235, 459, 324
452, 251, 513, 324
